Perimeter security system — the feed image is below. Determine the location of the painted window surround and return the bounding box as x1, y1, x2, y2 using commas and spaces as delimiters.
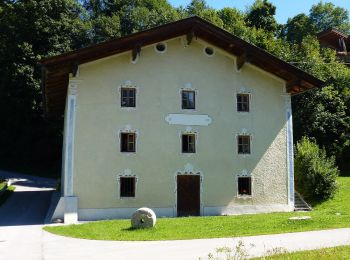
118, 125, 139, 155
118, 80, 138, 111
179, 127, 198, 156
235, 87, 252, 114
236, 169, 253, 199
154, 42, 167, 53
179, 82, 198, 113
235, 129, 253, 157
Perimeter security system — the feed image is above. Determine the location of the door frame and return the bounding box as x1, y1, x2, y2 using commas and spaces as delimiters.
175, 172, 203, 217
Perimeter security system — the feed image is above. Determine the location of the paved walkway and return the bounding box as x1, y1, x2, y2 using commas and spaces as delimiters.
1, 170, 350, 259
0, 170, 56, 226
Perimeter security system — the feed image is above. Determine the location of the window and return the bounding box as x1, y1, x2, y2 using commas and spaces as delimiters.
238, 135, 250, 154
182, 134, 196, 153
181, 90, 196, 109
238, 177, 252, 196
120, 133, 136, 152
121, 88, 136, 107
237, 93, 249, 112
204, 46, 214, 56
120, 177, 135, 197
155, 42, 167, 53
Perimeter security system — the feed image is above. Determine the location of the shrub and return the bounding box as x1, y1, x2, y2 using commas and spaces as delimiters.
295, 137, 339, 202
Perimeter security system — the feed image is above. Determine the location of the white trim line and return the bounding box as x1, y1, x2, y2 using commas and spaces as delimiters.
285, 94, 295, 205
63, 81, 78, 197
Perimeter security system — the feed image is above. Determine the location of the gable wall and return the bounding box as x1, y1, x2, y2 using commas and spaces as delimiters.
70, 36, 291, 218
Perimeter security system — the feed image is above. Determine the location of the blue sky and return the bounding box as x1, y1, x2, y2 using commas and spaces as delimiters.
168, 0, 350, 24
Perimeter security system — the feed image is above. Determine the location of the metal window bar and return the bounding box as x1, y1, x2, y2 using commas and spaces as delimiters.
238, 177, 251, 195
238, 135, 250, 154
237, 94, 249, 112
121, 88, 136, 107
120, 177, 135, 197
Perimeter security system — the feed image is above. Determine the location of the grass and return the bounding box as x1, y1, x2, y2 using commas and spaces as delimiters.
0, 185, 15, 207
257, 245, 350, 259
0, 181, 6, 191
44, 176, 350, 241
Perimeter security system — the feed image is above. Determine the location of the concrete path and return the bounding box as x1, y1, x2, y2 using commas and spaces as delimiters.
0, 170, 56, 226
0, 170, 55, 259
1, 170, 350, 259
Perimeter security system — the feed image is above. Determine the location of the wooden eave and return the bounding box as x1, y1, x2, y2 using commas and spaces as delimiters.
317, 28, 350, 50
40, 16, 324, 117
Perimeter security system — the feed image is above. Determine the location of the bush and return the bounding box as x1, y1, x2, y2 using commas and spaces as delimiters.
295, 137, 339, 202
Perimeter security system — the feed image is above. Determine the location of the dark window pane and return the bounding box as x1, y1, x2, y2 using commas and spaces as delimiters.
238, 177, 251, 195
237, 94, 249, 112
238, 135, 250, 154
121, 133, 136, 152
121, 88, 136, 107
182, 90, 195, 109
182, 134, 196, 153
120, 177, 135, 197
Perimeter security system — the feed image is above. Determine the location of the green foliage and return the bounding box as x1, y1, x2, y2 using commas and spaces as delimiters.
310, 1, 350, 33
0, 0, 89, 172
217, 8, 246, 35
84, 0, 179, 37
245, 0, 278, 33
295, 137, 339, 202
281, 13, 315, 44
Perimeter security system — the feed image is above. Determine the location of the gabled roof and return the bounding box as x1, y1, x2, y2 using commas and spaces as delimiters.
317, 28, 350, 50
40, 16, 324, 117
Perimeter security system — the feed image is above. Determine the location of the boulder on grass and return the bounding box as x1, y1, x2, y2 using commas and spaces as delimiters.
131, 207, 156, 229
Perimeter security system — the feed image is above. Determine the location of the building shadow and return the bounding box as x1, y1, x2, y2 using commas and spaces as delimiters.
0, 190, 53, 226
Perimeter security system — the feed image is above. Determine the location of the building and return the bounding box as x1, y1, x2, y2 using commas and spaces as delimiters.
318, 28, 350, 65
40, 17, 323, 223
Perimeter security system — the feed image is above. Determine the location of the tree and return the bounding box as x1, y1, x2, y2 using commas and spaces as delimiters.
310, 1, 350, 33
282, 13, 315, 44
295, 137, 339, 202
84, 0, 179, 36
245, 0, 278, 34
218, 7, 246, 36
0, 0, 90, 173
184, 0, 223, 27
186, 0, 207, 15
291, 37, 350, 158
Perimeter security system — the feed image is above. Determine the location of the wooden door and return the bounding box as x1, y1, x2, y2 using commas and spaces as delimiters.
177, 175, 200, 217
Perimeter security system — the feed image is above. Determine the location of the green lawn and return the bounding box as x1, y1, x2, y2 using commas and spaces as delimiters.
257, 245, 350, 259
44, 177, 350, 241
0, 181, 6, 191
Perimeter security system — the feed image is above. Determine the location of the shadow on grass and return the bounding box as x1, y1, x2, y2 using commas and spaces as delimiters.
340, 171, 350, 177
0, 186, 15, 207
122, 226, 155, 232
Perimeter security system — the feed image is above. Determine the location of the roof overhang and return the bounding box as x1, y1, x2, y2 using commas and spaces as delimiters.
40, 16, 324, 117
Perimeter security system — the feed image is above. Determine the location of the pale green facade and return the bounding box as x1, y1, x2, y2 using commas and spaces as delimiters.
60, 37, 294, 220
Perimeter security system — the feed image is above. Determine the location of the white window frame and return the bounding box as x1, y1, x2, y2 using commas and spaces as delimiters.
118, 81, 138, 111
235, 129, 253, 157
118, 125, 139, 155
235, 87, 252, 114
